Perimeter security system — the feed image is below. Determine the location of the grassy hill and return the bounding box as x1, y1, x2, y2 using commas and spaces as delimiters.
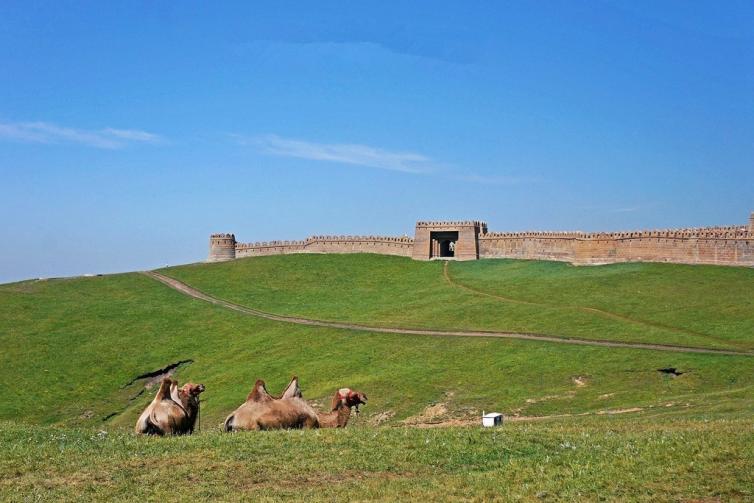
162, 254, 754, 350
1, 254, 753, 500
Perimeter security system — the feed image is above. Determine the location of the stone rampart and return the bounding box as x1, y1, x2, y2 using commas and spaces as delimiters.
211, 213, 754, 267
236, 235, 414, 258
478, 225, 754, 266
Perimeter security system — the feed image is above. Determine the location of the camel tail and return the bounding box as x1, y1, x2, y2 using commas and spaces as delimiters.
224, 414, 235, 432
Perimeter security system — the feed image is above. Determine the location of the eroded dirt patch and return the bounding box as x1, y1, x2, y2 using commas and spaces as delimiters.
657, 367, 685, 376
123, 359, 194, 388
572, 375, 589, 387
369, 410, 395, 426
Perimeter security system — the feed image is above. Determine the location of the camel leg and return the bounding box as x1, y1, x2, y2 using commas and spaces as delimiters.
303, 415, 320, 429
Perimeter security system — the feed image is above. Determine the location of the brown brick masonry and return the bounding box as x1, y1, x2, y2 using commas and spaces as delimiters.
209, 212, 754, 267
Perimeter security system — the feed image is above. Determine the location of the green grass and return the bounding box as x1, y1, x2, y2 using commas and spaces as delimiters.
1, 417, 752, 502
162, 254, 754, 350
1, 267, 753, 430
451, 259, 754, 349
2, 254, 754, 501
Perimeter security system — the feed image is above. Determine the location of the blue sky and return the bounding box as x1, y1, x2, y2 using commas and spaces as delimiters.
1, 1, 753, 283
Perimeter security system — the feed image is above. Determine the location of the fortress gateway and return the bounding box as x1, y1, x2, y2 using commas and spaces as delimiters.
210, 212, 754, 267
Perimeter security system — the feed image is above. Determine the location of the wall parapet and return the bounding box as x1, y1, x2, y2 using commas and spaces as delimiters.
481, 225, 751, 241
237, 235, 414, 249
416, 220, 487, 227
481, 231, 585, 239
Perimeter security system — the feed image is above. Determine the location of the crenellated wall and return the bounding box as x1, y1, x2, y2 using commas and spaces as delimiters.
210, 213, 754, 267
479, 232, 582, 262
479, 226, 754, 266
236, 235, 414, 258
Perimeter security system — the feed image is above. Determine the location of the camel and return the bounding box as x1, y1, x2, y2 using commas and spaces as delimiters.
317, 388, 368, 428
224, 377, 317, 431
135, 377, 205, 435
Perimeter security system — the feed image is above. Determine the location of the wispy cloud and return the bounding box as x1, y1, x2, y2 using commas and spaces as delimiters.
0, 121, 164, 149
238, 134, 435, 174
452, 173, 545, 185
579, 203, 657, 214
610, 206, 643, 213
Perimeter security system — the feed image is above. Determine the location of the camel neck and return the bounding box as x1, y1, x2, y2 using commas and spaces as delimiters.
336, 405, 352, 428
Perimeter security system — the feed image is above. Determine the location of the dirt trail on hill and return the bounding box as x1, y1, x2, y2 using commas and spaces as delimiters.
441, 262, 743, 350
143, 271, 752, 357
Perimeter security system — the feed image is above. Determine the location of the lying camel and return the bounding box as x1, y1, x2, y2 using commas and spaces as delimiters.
172, 381, 205, 434
135, 377, 205, 435
225, 377, 317, 431
317, 388, 368, 428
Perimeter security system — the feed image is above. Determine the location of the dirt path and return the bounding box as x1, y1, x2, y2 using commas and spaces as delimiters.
143, 271, 752, 357
442, 262, 743, 350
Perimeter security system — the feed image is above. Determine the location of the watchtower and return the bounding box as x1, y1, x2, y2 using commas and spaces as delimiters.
412, 220, 487, 261
208, 233, 237, 262
749, 212, 754, 234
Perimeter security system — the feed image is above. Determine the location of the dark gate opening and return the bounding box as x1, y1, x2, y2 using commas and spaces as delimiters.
430, 231, 459, 259
440, 240, 454, 257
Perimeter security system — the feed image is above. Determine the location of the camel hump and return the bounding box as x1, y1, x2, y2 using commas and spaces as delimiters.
281, 376, 302, 399
247, 379, 273, 402
155, 377, 174, 400
170, 381, 181, 404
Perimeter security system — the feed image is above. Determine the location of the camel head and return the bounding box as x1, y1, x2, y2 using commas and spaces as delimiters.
180, 382, 205, 397
331, 388, 368, 412
177, 382, 205, 409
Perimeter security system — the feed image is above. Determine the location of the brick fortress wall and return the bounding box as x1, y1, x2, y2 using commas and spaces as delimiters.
479, 224, 754, 266
210, 212, 754, 267
235, 235, 414, 259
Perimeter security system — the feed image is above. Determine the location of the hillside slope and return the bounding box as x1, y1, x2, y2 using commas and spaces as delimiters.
1, 255, 753, 429
163, 254, 754, 350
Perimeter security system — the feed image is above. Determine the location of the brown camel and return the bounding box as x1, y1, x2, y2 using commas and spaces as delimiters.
135, 377, 205, 435
317, 388, 368, 428
224, 377, 318, 431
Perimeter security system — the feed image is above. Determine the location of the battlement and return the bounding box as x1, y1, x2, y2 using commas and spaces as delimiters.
209, 212, 754, 267
583, 226, 750, 240
416, 220, 488, 228
482, 231, 585, 239
482, 225, 752, 241
237, 235, 414, 249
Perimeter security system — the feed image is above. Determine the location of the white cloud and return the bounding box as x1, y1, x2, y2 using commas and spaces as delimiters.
452, 173, 545, 185
0, 121, 164, 149
101, 128, 162, 143
243, 134, 435, 174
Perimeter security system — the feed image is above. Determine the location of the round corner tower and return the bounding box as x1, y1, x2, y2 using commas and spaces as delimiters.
208, 233, 237, 262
